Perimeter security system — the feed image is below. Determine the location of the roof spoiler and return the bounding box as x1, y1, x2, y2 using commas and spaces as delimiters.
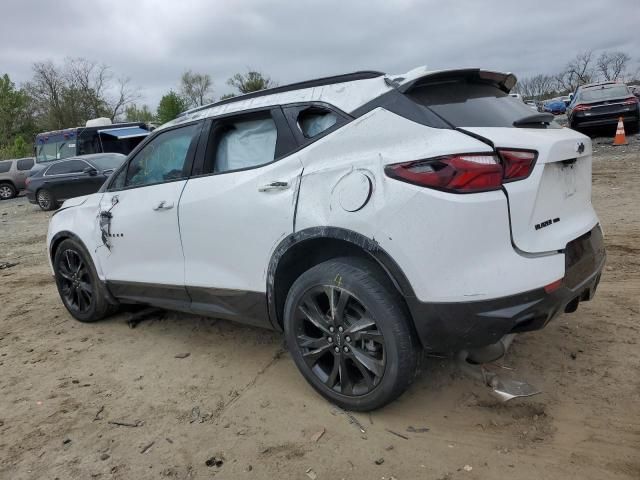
386, 67, 517, 94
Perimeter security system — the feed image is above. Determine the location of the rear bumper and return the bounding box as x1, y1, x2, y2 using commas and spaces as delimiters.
572, 106, 639, 128
407, 225, 606, 352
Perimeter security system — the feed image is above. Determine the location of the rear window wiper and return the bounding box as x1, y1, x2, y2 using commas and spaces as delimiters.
512, 113, 554, 128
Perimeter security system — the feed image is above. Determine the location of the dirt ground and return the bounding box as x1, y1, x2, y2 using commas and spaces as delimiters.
1, 133, 639, 480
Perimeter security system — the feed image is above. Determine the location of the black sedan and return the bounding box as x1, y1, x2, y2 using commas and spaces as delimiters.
26, 153, 125, 210
567, 82, 639, 133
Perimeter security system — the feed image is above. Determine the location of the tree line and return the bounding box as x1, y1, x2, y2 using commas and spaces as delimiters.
1, 49, 638, 160
512, 50, 638, 101
0, 57, 275, 159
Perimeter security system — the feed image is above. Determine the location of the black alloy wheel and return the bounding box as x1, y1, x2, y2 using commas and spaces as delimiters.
53, 239, 116, 322
284, 257, 419, 411
293, 285, 386, 396
57, 248, 94, 314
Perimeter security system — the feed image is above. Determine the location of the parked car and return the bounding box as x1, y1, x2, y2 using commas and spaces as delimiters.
26, 153, 125, 210
46, 67, 605, 410
543, 98, 566, 114
0, 157, 35, 200
567, 81, 640, 132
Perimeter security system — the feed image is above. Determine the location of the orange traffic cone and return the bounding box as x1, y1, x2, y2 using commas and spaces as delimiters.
613, 117, 628, 146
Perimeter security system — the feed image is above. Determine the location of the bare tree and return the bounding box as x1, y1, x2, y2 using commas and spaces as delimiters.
108, 77, 140, 121
180, 70, 213, 107
556, 51, 595, 93
514, 74, 556, 100
597, 51, 631, 81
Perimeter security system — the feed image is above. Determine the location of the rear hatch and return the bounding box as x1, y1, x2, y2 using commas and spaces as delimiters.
403, 69, 598, 253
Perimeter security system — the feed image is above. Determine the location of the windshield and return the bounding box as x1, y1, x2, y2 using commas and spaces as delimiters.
36, 140, 77, 163
408, 80, 547, 127
580, 85, 629, 102
91, 154, 126, 171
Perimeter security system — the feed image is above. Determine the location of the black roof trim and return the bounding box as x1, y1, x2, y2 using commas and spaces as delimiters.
181, 70, 385, 117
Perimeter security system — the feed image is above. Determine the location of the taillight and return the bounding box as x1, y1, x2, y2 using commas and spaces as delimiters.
497, 149, 537, 182
622, 96, 639, 105
385, 149, 538, 193
384, 153, 503, 193
573, 104, 591, 111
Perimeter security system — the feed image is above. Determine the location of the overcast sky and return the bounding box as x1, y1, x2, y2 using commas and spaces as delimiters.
1, 0, 638, 108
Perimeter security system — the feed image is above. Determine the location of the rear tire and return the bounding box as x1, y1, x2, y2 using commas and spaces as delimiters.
284, 257, 420, 411
53, 239, 117, 322
0, 182, 16, 200
37, 188, 58, 211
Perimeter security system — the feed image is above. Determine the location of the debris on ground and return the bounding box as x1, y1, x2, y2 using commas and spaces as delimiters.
385, 429, 409, 440
331, 405, 366, 433
406, 425, 430, 433
310, 427, 325, 442
140, 441, 155, 454
93, 405, 105, 421
108, 419, 144, 427
305, 468, 317, 479
174, 352, 191, 359
205, 455, 224, 468
375, 457, 385, 465
463, 465, 473, 472
0, 261, 18, 270
100, 453, 110, 461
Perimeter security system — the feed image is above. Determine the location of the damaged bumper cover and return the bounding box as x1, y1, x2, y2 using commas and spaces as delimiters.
407, 225, 606, 352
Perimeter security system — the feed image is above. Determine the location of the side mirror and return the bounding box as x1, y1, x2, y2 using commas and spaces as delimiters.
83, 166, 98, 176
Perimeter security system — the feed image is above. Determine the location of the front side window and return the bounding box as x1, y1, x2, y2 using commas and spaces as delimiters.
214, 117, 277, 173
0, 161, 11, 173
125, 124, 199, 187
298, 109, 338, 138
46, 160, 89, 176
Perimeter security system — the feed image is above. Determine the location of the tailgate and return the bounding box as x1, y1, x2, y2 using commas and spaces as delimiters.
463, 126, 598, 253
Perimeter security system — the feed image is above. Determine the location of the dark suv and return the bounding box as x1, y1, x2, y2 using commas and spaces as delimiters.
567, 81, 639, 132
0, 157, 35, 200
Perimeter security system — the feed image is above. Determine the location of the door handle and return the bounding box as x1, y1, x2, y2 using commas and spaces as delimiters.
153, 200, 174, 211
259, 181, 289, 192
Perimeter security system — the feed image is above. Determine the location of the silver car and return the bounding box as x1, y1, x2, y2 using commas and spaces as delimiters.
0, 157, 35, 200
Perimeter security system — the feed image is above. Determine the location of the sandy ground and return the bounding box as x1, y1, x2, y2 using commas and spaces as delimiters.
1, 133, 639, 480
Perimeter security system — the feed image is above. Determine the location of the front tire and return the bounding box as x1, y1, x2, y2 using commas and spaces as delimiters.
0, 182, 16, 200
284, 257, 420, 411
37, 188, 58, 211
53, 239, 116, 322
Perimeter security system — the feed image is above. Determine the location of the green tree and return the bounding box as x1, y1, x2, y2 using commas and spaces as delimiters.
125, 103, 155, 123
218, 93, 236, 100
0, 74, 36, 159
156, 90, 188, 124
227, 70, 276, 94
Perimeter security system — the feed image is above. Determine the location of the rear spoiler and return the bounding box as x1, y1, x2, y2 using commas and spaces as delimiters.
386, 67, 517, 94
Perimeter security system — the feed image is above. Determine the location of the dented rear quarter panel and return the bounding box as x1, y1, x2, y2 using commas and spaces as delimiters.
294, 108, 565, 303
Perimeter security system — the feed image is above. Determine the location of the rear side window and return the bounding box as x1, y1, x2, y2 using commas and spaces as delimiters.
408, 80, 539, 127
0, 161, 11, 173
46, 160, 88, 175
214, 117, 277, 173
17, 158, 34, 171
298, 109, 338, 138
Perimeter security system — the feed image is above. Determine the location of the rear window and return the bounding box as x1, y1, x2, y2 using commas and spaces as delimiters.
0, 161, 11, 173
579, 85, 630, 102
408, 80, 541, 128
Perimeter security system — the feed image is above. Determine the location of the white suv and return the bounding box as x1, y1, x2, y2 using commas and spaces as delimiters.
47, 67, 605, 410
